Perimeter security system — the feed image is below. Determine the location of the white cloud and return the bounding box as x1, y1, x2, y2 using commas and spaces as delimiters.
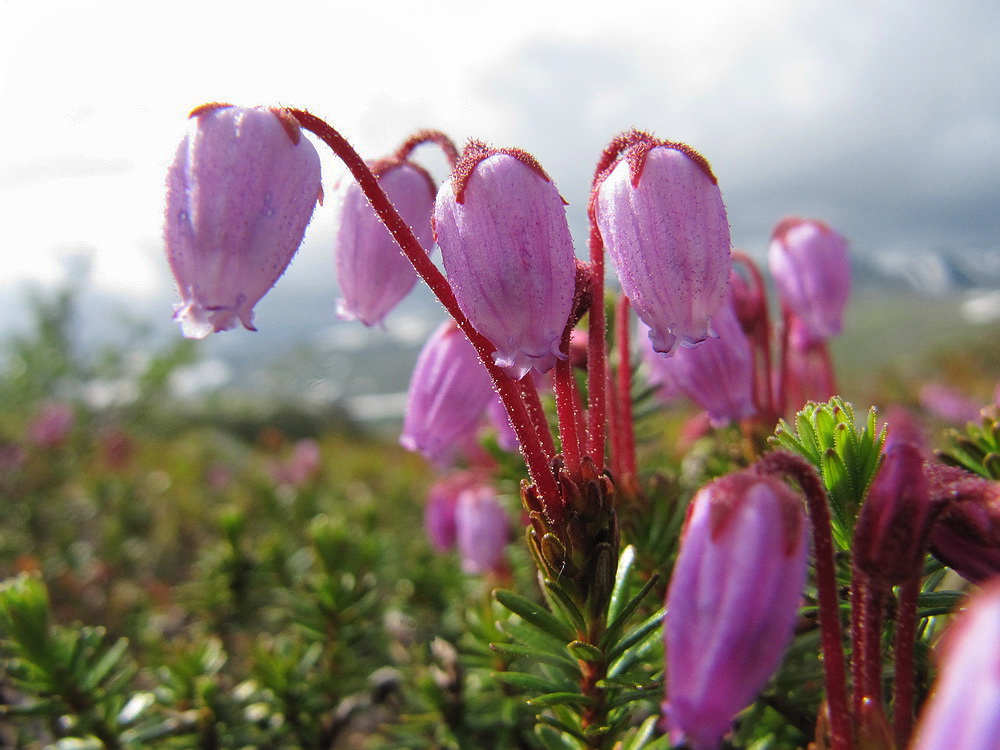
1, 0, 998, 310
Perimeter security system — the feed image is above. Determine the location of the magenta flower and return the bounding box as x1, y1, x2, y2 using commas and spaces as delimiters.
27, 402, 75, 447
768, 218, 850, 344
455, 483, 510, 575
642, 295, 755, 426
165, 105, 322, 338
910, 581, 1000, 750
919, 383, 983, 424
663, 471, 808, 750
424, 472, 479, 552
595, 138, 732, 355
434, 142, 576, 379
334, 159, 436, 326
269, 438, 322, 487
400, 321, 495, 465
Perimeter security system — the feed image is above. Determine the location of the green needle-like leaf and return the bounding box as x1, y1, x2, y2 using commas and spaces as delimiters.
527, 692, 593, 708
495, 589, 575, 643
601, 573, 661, 651
494, 671, 565, 694
607, 608, 664, 664
607, 545, 638, 625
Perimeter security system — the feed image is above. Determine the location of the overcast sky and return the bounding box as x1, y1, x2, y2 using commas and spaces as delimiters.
1, 0, 998, 334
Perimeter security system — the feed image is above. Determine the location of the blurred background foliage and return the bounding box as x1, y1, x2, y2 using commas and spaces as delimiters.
0, 283, 999, 748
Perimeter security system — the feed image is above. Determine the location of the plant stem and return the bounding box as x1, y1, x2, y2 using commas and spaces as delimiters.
287, 109, 563, 519
586, 228, 608, 470
731, 250, 776, 420
614, 295, 637, 483
851, 569, 886, 714
554, 342, 584, 477
893, 575, 920, 748
393, 129, 460, 166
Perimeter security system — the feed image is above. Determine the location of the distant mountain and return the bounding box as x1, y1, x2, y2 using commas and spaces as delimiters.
851, 245, 1000, 295
4, 244, 997, 424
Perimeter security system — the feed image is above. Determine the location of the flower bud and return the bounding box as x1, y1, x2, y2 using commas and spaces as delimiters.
910, 582, 1000, 750
400, 321, 495, 465
663, 471, 808, 750
768, 218, 850, 344
642, 295, 755, 426
434, 142, 576, 378
927, 466, 1000, 584
334, 159, 436, 326
455, 483, 510, 575
165, 105, 322, 338
729, 266, 767, 340
595, 138, 732, 355
853, 442, 938, 584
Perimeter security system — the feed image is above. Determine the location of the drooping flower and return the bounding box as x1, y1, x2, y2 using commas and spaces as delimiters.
424, 473, 509, 576
165, 105, 322, 338
334, 159, 436, 326
768, 217, 850, 344
455, 483, 510, 575
27, 402, 75, 447
400, 321, 495, 465
424, 472, 478, 552
780, 313, 838, 408
910, 581, 1000, 750
595, 135, 732, 355
434, 142, 576, 378
642, 293, 755, 426
663, 471, 808, 750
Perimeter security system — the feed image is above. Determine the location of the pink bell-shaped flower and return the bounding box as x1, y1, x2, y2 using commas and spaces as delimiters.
400, 321, 495, 465
642, 294, 755, 426
334, 159, 436, 326
165, 105, 322, 338
595, 136, 732, 355
455, 483, 510, 575
768, 217, 850, 344
663, 471, 809, 750
434, 142, 576, 379
910, 581, 1000, 750
424, 471, 483, 552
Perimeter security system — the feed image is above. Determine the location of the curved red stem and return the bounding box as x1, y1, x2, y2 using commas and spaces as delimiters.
614, 295, 637, 482
286, 108, 563, 520
586, 223, 608, 470
893, 576, 920, 748
393, 128, 460, 167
